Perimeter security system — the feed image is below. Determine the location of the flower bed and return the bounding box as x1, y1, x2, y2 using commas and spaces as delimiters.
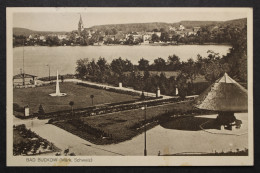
13, 124, 60, 156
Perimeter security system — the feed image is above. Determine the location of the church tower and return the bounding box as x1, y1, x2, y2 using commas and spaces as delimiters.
78, 14, 84, 36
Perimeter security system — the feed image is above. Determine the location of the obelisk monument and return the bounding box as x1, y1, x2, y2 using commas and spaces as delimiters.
49, 70, 67, 97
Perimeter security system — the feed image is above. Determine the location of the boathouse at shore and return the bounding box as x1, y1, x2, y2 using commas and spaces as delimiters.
13, 73, 37, 87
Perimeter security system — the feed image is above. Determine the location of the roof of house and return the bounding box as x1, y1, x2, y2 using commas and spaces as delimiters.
185, 29, 194, 33
193, 73, 248, 112
13, 73, 37, 79
175, 31, 187, 34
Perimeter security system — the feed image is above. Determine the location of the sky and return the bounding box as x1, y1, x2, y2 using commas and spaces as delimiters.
12, 8, 248, 32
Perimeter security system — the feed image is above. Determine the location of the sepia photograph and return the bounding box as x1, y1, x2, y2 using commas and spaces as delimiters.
6, 7, 253, 166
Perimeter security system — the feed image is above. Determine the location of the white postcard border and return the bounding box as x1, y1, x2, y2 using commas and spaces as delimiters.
6, 7, 254, 166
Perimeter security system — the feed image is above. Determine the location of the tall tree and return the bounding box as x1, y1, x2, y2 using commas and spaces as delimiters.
75, 58, 89, 79
97, 57, 109, 72
151, 34, 160, 42
152, 57, 166, 71
200, 51, 229, 82
87, 59, 100, 80
223, 25, 247, 82
125, 35, 134, 45
138, 58, 150, 71
46, 36, 60, 46
124, 59, 134, 72
110, 57, 123, 74
181, 58, 197, 85
160, 32, 169, 42
167, 54, 181, 70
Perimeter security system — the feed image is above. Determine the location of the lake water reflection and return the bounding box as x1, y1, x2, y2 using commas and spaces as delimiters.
13, 45, 231, 77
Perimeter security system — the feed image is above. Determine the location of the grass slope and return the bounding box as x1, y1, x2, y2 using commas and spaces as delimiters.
13, 82, 138, 114
52, 101, 195, 145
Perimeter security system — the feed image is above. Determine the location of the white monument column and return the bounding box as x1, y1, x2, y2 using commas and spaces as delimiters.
156, 87, 160, 97
49, 70, 67, 97
56, 70, 61, 95
119, 82, 122, 88
24, 105, 29, 117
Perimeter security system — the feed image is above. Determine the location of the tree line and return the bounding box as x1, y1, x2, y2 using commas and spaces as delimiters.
13, 21, 246, 47
75, 24, 247, 98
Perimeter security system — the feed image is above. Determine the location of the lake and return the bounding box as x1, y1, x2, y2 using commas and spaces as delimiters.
13, 45, 231, 77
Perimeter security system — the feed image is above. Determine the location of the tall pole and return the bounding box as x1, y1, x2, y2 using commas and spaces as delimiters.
144, 104, 147, 156
22, 39, 25, 86
46, 65, 50, 81
48, 65, 50, 81
49, 66, 50, 81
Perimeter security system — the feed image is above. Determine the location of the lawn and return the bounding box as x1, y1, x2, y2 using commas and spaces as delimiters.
81, 101, 193, 143
13, 82, 139, 114
51, 101, 198, 144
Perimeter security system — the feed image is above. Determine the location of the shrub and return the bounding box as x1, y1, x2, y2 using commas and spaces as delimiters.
13, 103, 24, 113
67, 119, 110, 138
38, 104, 45, 115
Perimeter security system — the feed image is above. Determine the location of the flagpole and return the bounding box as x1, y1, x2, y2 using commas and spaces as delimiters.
144, 104, 147, 156
22, 39, 25, 86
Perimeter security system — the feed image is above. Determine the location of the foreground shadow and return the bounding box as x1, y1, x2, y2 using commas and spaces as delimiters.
160, 116, 243, 131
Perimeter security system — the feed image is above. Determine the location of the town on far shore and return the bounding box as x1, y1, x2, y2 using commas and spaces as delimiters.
13, 15, 246, 47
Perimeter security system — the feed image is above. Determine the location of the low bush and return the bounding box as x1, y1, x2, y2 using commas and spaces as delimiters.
13, 103, 24, 113
67, 119, 111, 138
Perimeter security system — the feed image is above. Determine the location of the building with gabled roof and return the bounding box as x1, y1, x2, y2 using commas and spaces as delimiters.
13, 73, 37, 87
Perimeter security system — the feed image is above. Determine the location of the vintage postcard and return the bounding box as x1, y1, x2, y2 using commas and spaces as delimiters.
6, 7, 253, 166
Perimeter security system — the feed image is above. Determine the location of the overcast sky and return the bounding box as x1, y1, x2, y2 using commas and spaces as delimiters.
13, 8, 248, 32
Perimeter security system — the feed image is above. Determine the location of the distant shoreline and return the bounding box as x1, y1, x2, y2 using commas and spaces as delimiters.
13, 43, 232, 48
